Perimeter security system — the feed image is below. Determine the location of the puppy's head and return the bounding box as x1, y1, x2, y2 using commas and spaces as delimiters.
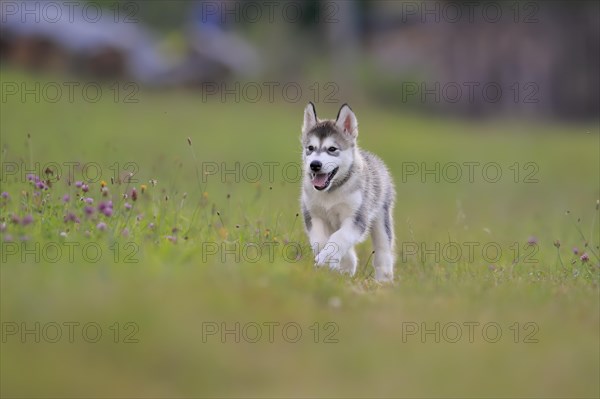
301, 103, 358, 192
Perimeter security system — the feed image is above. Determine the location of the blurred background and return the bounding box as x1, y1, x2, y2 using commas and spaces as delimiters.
1, 1, 599, 398
1, 0, 598, 119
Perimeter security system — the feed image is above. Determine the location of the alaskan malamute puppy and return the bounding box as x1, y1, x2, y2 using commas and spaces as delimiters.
300, 103, 396, 281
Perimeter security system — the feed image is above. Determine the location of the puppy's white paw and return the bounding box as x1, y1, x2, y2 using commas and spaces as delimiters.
374, 269, 394, 283
314, 250, 329, 267
315, 250, 342, 269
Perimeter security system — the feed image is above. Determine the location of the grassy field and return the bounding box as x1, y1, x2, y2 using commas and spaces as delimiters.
1, 70, 599, 398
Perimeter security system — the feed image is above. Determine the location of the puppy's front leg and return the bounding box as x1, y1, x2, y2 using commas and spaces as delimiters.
306, 216, 332, 266
315, 218, 364, 271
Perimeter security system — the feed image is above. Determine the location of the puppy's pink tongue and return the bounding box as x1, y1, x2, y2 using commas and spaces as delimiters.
312, 173, 329, 188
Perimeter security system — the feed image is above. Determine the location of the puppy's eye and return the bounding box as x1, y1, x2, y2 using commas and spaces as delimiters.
307, 145, 314, 151
328, 147, 337, 152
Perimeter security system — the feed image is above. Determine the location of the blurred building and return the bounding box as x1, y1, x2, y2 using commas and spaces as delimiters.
363, 1, 599, 119
0, 1, 181, 85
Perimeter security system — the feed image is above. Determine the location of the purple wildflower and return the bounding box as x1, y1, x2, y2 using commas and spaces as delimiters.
3, 234, 13, 242
84, 206, 95, 216
62, 194, 70, 203
63, 212, 80, 223
35, 181, 46, 190
10, 215, 20, 224
96, 222, 107, 231
84, 197, 94, 204
131, 187, 138, 201
573, 247, 579, 255
75, 181, 83, 188
98, 201, 114, 217
124, 202, 132, 210
81, 184, 89, 193
580, 253, 589, 263
21, 214, 33, 226
527, 236, 538, 245
1, 192, 9, 200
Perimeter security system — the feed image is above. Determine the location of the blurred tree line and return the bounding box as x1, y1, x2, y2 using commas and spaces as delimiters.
2, 0, 598, 119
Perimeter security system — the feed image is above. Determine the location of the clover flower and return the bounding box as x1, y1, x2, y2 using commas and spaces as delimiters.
64, 212, 80, 223
98, 201, 114, 217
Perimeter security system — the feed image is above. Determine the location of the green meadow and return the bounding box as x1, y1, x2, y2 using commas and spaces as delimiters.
1, 70, 599, 398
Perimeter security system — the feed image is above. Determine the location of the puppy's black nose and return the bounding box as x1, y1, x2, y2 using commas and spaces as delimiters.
310, 161, 322, 172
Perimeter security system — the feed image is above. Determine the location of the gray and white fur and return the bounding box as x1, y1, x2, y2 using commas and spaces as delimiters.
300, 102, 396, 281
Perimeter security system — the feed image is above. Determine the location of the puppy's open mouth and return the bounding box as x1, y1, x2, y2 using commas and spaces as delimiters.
311, 167, 338, 191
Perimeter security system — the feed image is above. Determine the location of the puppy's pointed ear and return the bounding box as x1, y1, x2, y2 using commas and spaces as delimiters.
335, 103, 358, 138
302, 102, 318, 133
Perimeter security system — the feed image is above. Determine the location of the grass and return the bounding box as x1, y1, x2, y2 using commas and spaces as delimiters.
1, 69, 599, 398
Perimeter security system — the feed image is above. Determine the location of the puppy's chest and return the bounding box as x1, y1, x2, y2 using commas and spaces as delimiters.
306, 192, 361, 228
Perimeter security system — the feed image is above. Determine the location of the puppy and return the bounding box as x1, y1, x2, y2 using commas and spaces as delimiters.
300, 102, 396, 281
